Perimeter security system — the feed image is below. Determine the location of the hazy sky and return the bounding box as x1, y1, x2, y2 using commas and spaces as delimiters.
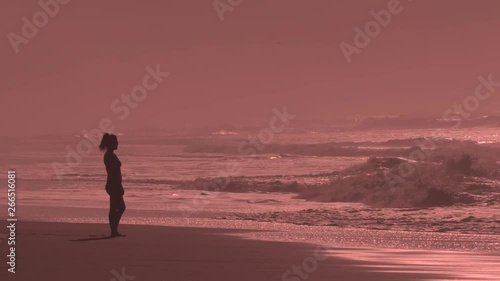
1, 0, 500, 136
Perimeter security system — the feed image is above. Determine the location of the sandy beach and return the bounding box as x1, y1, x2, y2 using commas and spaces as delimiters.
1, 200, 500, 280
1, 220, 460, 281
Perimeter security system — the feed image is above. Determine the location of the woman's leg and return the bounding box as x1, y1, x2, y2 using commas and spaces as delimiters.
115, 195, 126, 229
109, 195, 126, 236
109, 196, 118, 235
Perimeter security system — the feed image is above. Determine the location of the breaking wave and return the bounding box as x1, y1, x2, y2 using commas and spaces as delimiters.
175, 141, 500, 208
296, 155, 500, 208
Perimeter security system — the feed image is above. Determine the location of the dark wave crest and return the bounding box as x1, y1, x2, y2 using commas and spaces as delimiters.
174, 150, 500, 208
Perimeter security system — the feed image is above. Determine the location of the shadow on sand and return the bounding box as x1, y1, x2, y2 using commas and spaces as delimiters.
69, 235, 118, 242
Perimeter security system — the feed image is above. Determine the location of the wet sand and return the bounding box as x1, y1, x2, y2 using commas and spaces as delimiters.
1, 221, 449, 281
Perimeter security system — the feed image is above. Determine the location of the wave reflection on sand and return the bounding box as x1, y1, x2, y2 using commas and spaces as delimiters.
333, 248, 500, 281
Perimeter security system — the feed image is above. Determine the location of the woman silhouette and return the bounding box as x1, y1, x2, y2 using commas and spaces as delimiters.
99, 133, 126, 237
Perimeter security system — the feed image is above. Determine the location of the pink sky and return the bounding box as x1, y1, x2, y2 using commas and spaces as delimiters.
1, 0, 500, 136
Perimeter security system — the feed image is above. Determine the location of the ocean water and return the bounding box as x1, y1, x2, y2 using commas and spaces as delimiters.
2, 126, 500, 280
1, 126, 500, 236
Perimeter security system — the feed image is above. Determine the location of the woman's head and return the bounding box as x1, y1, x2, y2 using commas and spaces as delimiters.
99, 133, 118, 152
